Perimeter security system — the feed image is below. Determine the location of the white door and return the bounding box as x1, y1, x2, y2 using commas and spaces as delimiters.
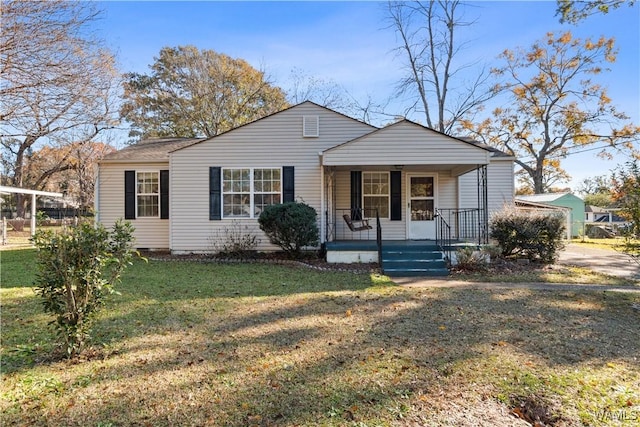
407, 175, 436, 240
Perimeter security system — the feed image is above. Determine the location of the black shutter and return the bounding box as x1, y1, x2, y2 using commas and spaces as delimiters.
350, 170, 362, 220
282, 166, 295, 203
390, 171, 402, 221
209, 167, 221, 220
124, 170, 136, 220
160, 170, 169, 219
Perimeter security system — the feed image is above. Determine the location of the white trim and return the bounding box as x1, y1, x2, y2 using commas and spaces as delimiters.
362, 171, 390, 219
136, 170, 160, 218
406, 173, 438, 240
221, 167, 282, 219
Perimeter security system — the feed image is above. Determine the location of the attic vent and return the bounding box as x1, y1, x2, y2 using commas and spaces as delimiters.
303, 115, 319, 137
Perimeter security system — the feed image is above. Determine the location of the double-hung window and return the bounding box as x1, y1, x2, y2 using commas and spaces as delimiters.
363, 172, 389, 218
222, 168, 281, 218
136, 171, 159, 217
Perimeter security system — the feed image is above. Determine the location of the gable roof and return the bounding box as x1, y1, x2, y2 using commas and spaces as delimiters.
170, 101, 377, 153
516, 193, 583, 203
321, 119, 494, 171
100, 137, 205, 163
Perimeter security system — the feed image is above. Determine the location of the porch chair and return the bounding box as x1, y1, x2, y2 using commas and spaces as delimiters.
343, 214, 372, 232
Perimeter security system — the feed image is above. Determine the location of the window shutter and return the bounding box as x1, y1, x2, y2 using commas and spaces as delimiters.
124, 170, 136, 220
390, 171, 402, 221
209, 167, 221, 220
282, 166, 295, 203
160, 170, 169, 219
303, 115, 319, 137
350, 171, 362, 220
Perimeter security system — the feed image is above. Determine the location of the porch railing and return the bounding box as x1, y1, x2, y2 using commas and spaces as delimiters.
437, 208, 488, 245
435, 212, 452, 264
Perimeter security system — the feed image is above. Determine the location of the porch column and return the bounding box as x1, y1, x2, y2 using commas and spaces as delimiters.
477, 165, 488, 244
31, 193, 36, 237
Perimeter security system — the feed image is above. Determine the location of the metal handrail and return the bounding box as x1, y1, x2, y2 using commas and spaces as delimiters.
435, 210, 452, 265
376, 210, 382, 272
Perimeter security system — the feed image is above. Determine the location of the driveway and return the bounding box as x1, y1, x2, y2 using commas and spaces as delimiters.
558, 243, 640, 280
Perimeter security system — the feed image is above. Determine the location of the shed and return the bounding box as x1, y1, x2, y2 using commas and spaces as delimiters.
516, 193, 585, 237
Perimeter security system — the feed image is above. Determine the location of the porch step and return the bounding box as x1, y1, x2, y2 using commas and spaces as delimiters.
381, 243, 449, 277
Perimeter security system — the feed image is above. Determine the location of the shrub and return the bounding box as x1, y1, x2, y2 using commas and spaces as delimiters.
490, 208, 565, 263
454, 246, 488, 271
32, 219, 137, 358
209, 219, 260, 258
258, 202, 319, 258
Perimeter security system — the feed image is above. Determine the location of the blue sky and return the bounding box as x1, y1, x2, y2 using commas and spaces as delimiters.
97, 0, 639, 190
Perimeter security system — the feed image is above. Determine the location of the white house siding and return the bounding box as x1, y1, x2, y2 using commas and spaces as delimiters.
458, 158, 515, 217
332, 169, 457, 241
322, 121, 490, 167
96, 161, 170, 249
170, 103, 375, 253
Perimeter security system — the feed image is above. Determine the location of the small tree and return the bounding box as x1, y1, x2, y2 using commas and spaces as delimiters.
258, 202, 319, 258
32, 219, 136, 358
612, 161, 640, 234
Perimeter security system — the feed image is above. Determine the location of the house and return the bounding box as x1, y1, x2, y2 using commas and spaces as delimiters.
515, 193, 585, 237
585, 205, 627, 224
96, 102, 515, 276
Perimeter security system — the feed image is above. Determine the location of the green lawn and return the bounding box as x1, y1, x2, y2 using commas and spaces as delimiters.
2, 249, 639, 426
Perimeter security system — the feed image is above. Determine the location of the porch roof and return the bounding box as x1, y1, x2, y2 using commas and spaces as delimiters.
320, 120, 491, 173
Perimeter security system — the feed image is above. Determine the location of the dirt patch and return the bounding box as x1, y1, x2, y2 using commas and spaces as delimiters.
140, 249, 380, 274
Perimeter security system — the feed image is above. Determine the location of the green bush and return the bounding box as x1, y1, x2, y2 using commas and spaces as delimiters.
490, 208, 565, 263
32, 219, 137, 358
258, 202, 319, 258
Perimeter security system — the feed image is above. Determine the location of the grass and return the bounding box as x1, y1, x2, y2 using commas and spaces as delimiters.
2, 250, 640, 426
453, 263, 639, 287
572, 237, 640, 252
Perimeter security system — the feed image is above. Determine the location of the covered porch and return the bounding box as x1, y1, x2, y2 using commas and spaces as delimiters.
317, 120, 494, 275
319, 165, 489, 276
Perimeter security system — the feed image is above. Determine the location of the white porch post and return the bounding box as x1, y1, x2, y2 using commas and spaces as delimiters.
31, 193, 36, 236
320, 164, 325, 244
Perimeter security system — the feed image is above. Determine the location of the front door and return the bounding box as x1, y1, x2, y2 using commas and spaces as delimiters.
407, 175, 436, 239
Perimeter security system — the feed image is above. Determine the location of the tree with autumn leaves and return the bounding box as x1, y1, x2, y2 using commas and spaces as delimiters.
612, 160, 640, 236
1, 1, 120, 216
462, 31, 640, 194
120, 45, 289, 140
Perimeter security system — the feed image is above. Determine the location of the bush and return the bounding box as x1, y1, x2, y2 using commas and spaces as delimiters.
490, 208, 565, 264
209, 219, 260, 258
454, 246, 488, 271
258, 202, 319, 258
32, 219, 137, 358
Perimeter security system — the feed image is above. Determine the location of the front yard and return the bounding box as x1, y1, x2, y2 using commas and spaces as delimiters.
1, 249, 639, 426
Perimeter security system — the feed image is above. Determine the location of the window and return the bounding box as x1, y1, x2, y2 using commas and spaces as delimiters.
222, 168, 281, 218
363, 172, 389, 218
136, 171, 159, 217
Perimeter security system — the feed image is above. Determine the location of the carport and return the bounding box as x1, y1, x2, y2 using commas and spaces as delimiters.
0, 185, 64, 238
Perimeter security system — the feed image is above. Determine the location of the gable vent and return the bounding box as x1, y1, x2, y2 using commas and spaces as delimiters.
303, 115, 319, 137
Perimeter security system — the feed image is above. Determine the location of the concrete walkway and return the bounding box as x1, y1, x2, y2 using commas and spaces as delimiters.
558, 243, 640, 280
393, 243, 640, 293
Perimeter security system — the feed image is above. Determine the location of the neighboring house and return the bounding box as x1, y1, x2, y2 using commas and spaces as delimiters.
516, 193, 585, 237
585, 205, 626, 224
96, 102, 515, 275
